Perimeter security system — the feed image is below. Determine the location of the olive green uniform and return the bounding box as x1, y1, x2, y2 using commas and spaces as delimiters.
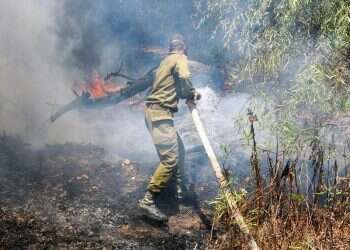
145, 52, 195, 193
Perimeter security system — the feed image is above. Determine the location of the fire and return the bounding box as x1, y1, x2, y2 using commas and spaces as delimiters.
73, 72, 124, 100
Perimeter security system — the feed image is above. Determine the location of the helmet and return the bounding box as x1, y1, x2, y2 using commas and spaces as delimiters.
169, 33, 187, 53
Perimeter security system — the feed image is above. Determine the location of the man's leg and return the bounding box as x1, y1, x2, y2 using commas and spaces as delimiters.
139, 110, 179, 221
147, 119, 179, 193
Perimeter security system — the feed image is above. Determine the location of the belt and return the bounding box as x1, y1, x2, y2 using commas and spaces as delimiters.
146, 103, 176, 113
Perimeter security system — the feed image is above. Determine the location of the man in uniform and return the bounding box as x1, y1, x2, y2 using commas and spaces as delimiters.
139, 34, 201, 221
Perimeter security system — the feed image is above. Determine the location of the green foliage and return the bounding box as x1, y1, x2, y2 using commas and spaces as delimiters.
211, 183, 249, 224
290, 193, 305, 203
195, 0, 350, 82
275, 120, 317, 154
194, 0, 350, 154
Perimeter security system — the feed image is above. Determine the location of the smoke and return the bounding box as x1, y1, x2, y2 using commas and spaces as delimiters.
0, 1, 71, 144
0, 0, 255, 171
55, 0, 199, 77
0, 0, 213, 160
0, 1, 145, 156
0, 0, 274, 191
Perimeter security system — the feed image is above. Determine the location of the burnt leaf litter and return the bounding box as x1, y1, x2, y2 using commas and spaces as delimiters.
0, 134, 214, 250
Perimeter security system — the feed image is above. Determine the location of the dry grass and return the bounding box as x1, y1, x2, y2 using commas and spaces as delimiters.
207, 118, 350, 250
209, 173, 350, 249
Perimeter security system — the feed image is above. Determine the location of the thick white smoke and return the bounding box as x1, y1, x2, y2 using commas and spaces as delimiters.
0, 1, 155, 161
0, 1, 70, 143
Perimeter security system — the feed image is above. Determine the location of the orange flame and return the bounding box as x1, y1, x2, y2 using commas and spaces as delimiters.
73, 72, 124, 99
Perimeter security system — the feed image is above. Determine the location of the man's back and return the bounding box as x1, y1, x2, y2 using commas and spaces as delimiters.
146, 53, 190, 111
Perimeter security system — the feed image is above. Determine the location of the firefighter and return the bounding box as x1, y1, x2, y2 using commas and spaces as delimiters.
139, 34, 201, 221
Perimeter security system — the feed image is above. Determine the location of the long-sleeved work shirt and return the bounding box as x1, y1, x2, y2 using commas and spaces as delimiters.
146, 52, 195, 112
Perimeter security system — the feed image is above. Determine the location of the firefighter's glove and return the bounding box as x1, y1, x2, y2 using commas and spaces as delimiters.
193, 91, 201, 104
187, 91, 201, 106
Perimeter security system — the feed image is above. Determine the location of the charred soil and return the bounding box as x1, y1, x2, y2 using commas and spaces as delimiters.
0, 135, 213, 250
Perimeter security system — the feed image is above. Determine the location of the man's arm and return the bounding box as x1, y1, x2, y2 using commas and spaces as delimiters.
174, 55, 197, 100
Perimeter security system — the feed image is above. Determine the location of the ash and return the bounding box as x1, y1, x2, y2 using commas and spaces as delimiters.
0, 134, 215, 250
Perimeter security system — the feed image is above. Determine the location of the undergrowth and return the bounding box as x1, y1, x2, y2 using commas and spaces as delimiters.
207, 112, 350, 250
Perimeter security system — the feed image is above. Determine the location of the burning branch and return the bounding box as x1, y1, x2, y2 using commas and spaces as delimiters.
50, 68, 155, 123
104, 62, 136, 82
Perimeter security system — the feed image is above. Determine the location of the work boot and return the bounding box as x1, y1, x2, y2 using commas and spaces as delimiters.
176, 183, 184, 201
176, 173, 192, 203
139, 191, 168, 222
177, 183, 195, 204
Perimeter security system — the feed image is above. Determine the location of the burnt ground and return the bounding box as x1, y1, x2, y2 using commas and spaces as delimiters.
0, 135, 218, 250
